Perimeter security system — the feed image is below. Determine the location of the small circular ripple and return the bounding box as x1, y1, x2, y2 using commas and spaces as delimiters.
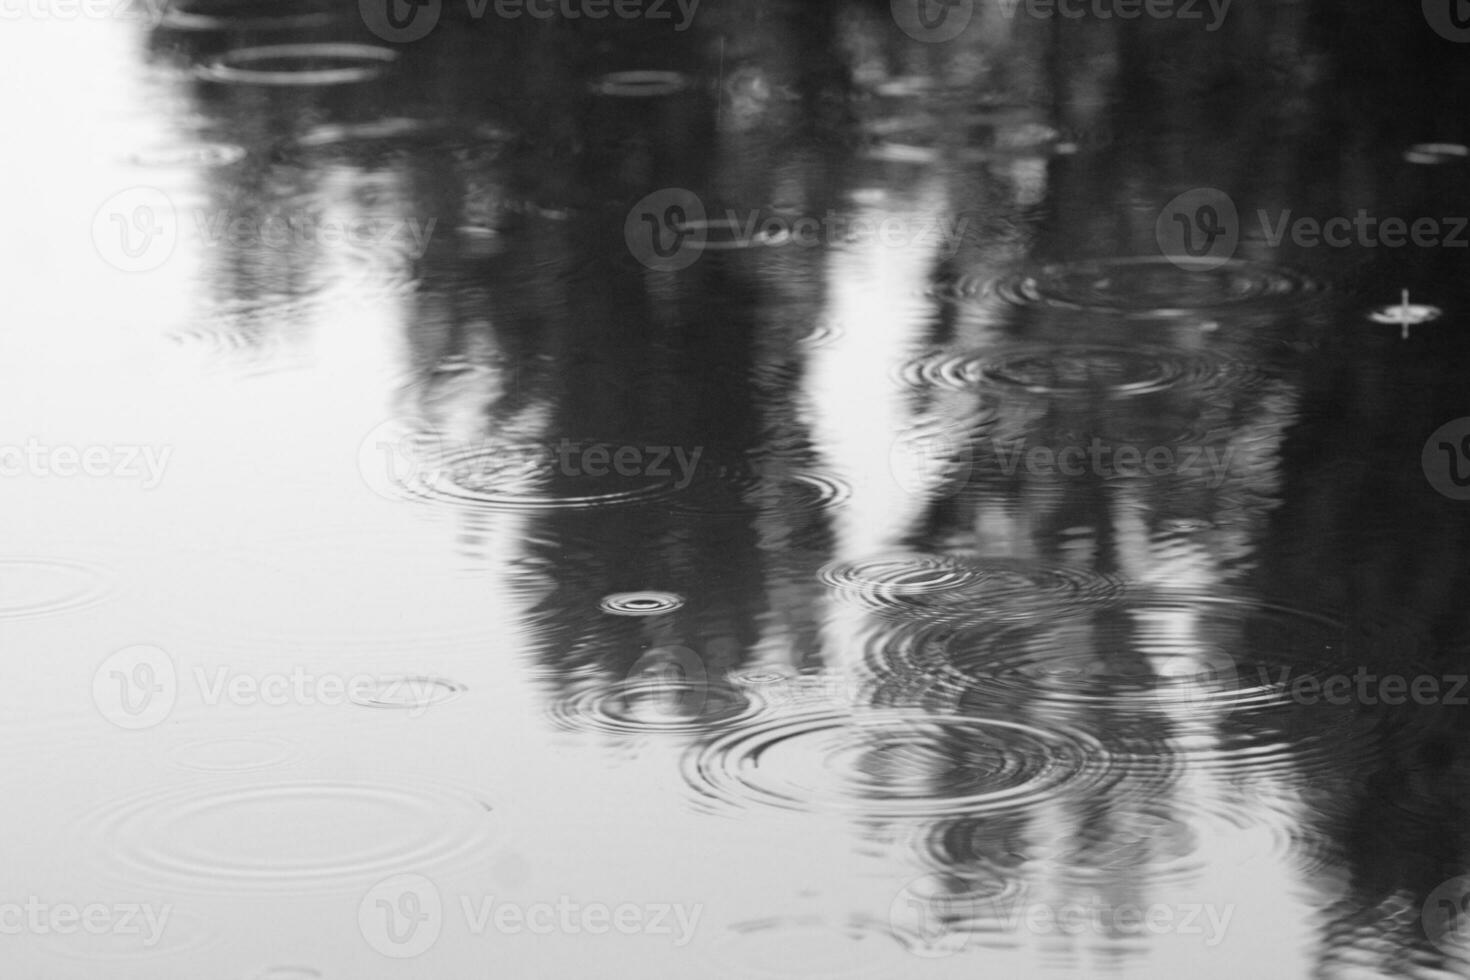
990, 257, 1323, 317
407, 444, 682, 512
547, 678, 762, 738
669, 461, 851, 517
589, 71, 692, 97
820, 553, 1122, 625
171, 736, 300, 774
599, 592, 686, 616
348, 676, 467, 710
124, 142, 247, 168
83, 778, 497, 895
196, 44, 399, 87
1404, 143, 1469, 165
251, 969, 323, 980
292, 118, 514, 157
0, 557, 113, 619
900, 343, 1262, 398
681, 708, 1105, 818
158, 0, 337, 30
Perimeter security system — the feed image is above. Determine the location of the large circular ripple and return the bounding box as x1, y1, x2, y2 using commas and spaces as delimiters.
900, 343, 1264, 398
988, 256, 1323, 318
82, 778, 497, 894
681, 708, 1105, 819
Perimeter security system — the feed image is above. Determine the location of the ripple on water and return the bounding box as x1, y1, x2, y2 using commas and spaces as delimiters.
548, 663, 763, 739
158, 0, 337, 30
195, 44, 399, 87
83, 778, 496, 894
167, 296, 319, 377
348, 676, 468, 710
407, 443, 684, 512
989, 257, 1323, 317
1404, 143, 1469, 165
669, 460, 852, 517
589, 71, 693, 97
901, 593, 1353, 716
820, 553, 1122, 626
681, 708, 1106, 819
900, 343, 1264, 399
861, 108, 1064, 164
0, 557, 113, 619
124, 141, 247, 169
920, 791, 1314, 889
292, 118, 515, 160
599, 592, 686, 616
250, 969, 323, 980
171, 736, 301, 774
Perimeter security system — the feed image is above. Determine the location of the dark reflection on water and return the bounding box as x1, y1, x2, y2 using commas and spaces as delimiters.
7, 0, 1470, 976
